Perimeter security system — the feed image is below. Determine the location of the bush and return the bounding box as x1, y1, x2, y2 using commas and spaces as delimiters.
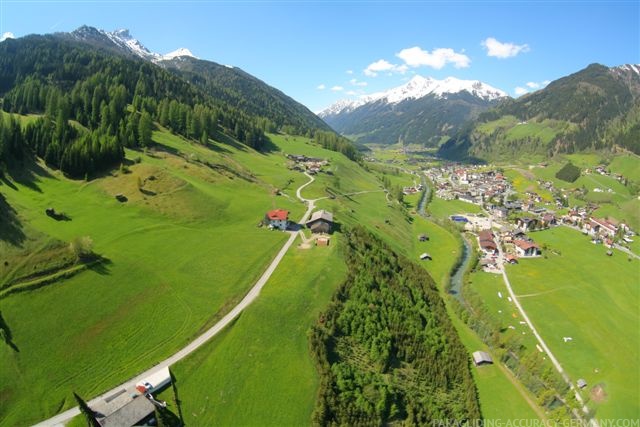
555, 162, 581, 183
69, 236, 95, 261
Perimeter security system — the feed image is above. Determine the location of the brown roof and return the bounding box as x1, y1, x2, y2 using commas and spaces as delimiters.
514, 239, 539, 250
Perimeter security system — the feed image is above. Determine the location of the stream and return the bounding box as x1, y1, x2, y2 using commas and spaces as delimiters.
417, 174, 471, 302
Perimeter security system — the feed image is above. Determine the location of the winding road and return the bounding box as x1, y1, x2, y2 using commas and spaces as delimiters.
37, 174, 320, 426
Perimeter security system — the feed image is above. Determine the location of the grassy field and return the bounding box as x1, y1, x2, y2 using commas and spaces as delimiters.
0, 125, 364, 424
426, 197, 484, 218
160, 235, 346, 425
411, 215, 543, 420
506, 226, 640, 419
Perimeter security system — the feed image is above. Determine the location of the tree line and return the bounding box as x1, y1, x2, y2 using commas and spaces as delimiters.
309, 226, 480, 425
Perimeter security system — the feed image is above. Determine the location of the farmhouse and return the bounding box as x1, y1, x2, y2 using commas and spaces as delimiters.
514, 239, 541, 257
265, 209, 290, 230
306, 210, 334, 234
589, 217, 618, 237
472, 351, 494, 366
478, 229, 498, 255
541, 213, 557, 227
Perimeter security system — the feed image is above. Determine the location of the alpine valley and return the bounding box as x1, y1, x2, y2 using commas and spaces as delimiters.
0, 15, 639, 427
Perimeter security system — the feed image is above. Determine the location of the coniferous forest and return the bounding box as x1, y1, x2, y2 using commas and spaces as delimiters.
310, 227, 480, 426
0, 35, 359, 178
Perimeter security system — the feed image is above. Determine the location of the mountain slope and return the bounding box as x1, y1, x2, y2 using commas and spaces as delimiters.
160, 56, 332, 134
319, 76, 507, 146
63, 26, 331, 135
438, 63, 640, 161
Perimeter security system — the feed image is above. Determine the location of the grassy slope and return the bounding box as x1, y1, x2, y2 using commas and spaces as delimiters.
0, 128, 306, 424
163, 237, 346, 426
156, 137, 402, 425
506, 227, 640, 419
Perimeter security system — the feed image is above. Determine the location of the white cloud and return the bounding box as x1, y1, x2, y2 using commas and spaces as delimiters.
331, 86, 344, 92
482, 37, 529, 58
346, 69, 354, 75
349, 78, 368, 87
364, 59, 398, 77
1, 32, 15, 42
516, 79, 550, 96
316, 84, 326, 90
514, 87, 529, 96
396, 46, 471, 69
346, 90, 357, 96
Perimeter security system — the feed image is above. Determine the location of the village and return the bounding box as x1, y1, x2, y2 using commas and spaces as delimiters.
424, 163, 636, 272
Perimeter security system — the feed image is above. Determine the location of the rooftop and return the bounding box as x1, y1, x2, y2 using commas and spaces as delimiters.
267, 209, 289, 221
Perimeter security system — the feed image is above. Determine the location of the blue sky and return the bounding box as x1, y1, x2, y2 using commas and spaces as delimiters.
2, 1, 639, 112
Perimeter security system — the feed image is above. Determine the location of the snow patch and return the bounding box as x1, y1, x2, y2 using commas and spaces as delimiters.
318, 75, 508, 117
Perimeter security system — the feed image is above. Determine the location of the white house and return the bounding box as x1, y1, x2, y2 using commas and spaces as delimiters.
265, 209, 290, 230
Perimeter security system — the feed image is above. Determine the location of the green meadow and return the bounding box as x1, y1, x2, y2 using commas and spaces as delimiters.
162, 236, 346, 426
412, 217, 543, 420
506, 227, 640, 419
0, 126, 325, 424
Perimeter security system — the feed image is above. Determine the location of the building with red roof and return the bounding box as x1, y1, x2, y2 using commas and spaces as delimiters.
265, 209, 290, 230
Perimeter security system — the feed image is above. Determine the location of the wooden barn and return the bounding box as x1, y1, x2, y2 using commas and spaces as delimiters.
306, 210, 334, 234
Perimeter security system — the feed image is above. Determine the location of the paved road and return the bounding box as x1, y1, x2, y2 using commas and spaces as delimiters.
37, 174, 318, 426
495, 238, 597, 426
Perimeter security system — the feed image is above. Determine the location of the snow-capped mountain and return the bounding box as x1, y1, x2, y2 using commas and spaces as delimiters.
69, 26, 196, 62
319, 75, 507, 118
319, 75, 509, 147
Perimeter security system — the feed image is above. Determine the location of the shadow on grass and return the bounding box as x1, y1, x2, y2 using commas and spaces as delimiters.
0, 310, 19, 352
7, 159, 55, 193
169, 369, 185, 426
257, 135, 280, 155
0, 193, 26, 246
87, 256, 113, 276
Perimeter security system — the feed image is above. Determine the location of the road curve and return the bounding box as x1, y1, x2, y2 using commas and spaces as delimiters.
36, 174, 318, 426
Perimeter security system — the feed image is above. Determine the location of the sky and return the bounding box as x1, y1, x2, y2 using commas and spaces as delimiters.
1, 1, 639, 112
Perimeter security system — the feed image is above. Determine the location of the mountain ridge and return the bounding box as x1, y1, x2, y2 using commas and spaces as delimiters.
438, 62, 640, 160
320, 75, 508, 147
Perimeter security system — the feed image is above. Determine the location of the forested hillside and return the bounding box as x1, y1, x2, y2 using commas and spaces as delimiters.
439, 63, 640, 161
161, 56, 332, 136
310, 226, 480, 425
0, 34, 358, 178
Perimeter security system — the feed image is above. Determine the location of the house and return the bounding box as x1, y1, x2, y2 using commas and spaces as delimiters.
541, 213, 557, 227
472, 351, 494, 366
577, 379, 587, 389
493, 207, 508, 219
98, 396, 156, 427
516, 217, 539, 232
420, 252, 432, 260
506, 254, 518, 264
418, 234, 429, 242
514, 239, 541, 257
265, 209, 290, 230
589, 217, 618, 237
287, 154, 307, 162
306, 210, 334, 234
478, 229, 498, 255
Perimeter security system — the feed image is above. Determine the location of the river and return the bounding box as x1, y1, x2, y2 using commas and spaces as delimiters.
418, 174, 471, 302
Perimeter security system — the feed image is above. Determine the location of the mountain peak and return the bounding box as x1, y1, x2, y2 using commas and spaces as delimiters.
163, 47, 197, 60
113, 29, 132, 40
70, 26, 199, 63
319, 75, 507, 117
